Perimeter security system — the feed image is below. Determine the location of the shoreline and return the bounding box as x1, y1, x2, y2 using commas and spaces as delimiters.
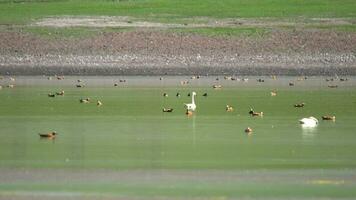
1, 29, 355, 76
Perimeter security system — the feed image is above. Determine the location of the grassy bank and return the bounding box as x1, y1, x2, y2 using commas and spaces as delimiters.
0, 0, 356, 24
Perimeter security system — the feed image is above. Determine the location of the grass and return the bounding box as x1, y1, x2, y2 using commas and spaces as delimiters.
169, 27, 270, 37
0, 0, 356, 24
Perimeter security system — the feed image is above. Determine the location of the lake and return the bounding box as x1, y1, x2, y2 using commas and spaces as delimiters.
0, 75, 356, 199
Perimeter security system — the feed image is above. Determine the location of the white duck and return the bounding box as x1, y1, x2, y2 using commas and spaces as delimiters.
185, 92, 197, 111
299, 116, 318, 127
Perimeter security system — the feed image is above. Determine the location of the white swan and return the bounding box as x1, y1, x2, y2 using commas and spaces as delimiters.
185, 92, 196, 111
299, 116, 318, 127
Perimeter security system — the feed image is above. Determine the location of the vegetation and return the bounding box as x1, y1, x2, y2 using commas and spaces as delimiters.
0, 0, 355, 24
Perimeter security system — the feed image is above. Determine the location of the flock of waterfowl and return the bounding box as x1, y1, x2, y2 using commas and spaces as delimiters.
158, 75, 346, 133
0, 75, 348, 138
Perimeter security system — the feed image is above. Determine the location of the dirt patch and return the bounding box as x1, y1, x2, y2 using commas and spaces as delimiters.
2, 17, 356, 75
32, 16, 355, 28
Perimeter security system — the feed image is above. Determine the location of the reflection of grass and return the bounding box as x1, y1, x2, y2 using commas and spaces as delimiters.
170, 27, 269, 37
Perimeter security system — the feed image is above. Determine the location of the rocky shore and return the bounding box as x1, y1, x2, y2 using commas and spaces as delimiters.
1, 30, 355, 75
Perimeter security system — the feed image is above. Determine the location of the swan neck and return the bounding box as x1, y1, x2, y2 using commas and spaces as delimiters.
192, 94, 195, 104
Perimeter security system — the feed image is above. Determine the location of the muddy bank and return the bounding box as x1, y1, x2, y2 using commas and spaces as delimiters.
1, 30, 355, 75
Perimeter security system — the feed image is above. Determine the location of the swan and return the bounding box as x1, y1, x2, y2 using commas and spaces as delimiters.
299, 116, 318, 127
184, 92, 196, 111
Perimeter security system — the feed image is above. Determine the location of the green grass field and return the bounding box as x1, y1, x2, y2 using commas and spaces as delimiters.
1, 0, 356, 38
0, 76, 356, 199
1, 0, 356, 24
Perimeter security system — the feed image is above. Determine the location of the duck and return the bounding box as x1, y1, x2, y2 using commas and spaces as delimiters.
226, 105, 234, 112
245, 127, 253, 133
48, 93, 56, 97
299, 117, 318, 127
257, 78, 265, 82
186, 110, 193, 117
203, 93, 208, 97
80, 98, 90, 103
76, 84, 84, 88
322, 115, 336, 121
294, 103, 305, 108
180, 80, 189, 85
249, 109, 263, 117
213, 85, 222, 89
119, 79, 126, 83
184, 92, 196, 111
163, 93, 168, 97
39, 131, 57, 139
114, 83, 118, 86
56, 90, 64, 96
328, 85, 338, 88
289, 82, 294, 86
270, 91, 277, 96
7, 84, 14, 88
97, 100, 102, 106
176, 92, 181, 97
56, 76, 64, 80
163, 108, 174, 112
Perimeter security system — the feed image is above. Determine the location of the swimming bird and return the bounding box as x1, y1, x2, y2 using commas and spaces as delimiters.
39, 131, 57, 139
226, 105, 234, 112
56, 90, 64, 96
322, 115, 336, 121
163, 108, 174, 112
48, 93, 55, 97
97, 100, 102, 106
163, 93, 168, 97
213, 85, 222, 89
80, 98, 90, 103
289, 82, 294, 86
249, 109, 263, 117
299, 117, 318, 127
245, 127, 253, 133
7, 84, 14, 88
76, 84, 84, 88
176, 92, 181, 97
294, 103, 305, 108
203, 93, 208, 97
270, 91, 277, 96
184, 92, 196, 111
328, 85, 338, 88
186, 110, 193, 117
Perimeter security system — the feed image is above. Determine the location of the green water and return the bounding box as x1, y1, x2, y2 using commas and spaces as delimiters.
0, 76, 356, 199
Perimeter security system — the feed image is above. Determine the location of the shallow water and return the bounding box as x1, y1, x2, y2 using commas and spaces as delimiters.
0, 76, 356, 199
